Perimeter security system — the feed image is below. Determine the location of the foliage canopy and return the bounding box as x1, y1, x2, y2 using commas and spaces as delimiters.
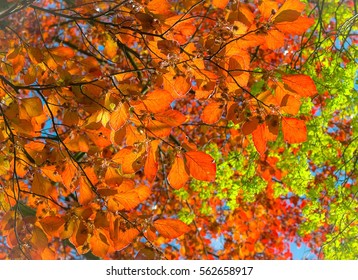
0, 0, 357, 260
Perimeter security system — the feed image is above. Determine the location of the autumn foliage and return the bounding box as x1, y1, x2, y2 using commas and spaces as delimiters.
0, 0, 356, 260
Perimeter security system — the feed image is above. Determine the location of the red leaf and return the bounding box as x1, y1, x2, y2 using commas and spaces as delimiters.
184, 151, 216, 181
153, 219, 190, 239
282, 118, 307, 144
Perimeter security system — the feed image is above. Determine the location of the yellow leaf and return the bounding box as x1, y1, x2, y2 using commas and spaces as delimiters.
104, 35, 117, 59
21, 97, 43, 117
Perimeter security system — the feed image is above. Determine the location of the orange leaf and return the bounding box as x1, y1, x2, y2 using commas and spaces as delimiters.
264, 29, 285, 49
134, 185, 151, 201
89, 228, 112, 258
39, 216, 65, 237
147, 0, 172, 15
282, 118, 307, 144
144, 140, 160, 183
273, 10, 301, 23
153, 219, 190, 239
145, 118, 172, 138
185, 151, 216, 181
21, 97, 43, 117
259, 0, 279, 19
78, 176, 95, 205
64, 134, 89, 153
163, 75, 191, 98
282, 74, 317, 97
252, 124, 267, 156
272, 0, 305, 23
226, 102, 244, 124
49, 46, 75, 59
201, 101, 224, 124
142, 89, 174, 113
61, 162, 77, 190
108, 190, 140, 211
108, 190, 141, 211
154, 110, 186, 127
157, 40, 180, 55
41, 165, 62, 183
112, 146, 145, 174
274, 83, 302, 115
168, 155, 189, 189
32, 172, 51, 196
28, 46, 44, 64
275, 16, 315, 34
109, 102, 129, 131
112, 225, 139, 251
265, 115, 279, 141
212, 0, 229, 9
105, 166, 123, 187
30, 226, 48, 251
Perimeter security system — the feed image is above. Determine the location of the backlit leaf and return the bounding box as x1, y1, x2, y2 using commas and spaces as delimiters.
282, 74, 317, 97
21, 97, 43, 117
282, 118, 307, 144
252, 124, 267, 156
89, 228, 112, 258
109, 102, 129, 131
39, 216, 65, 237
201, 101, 224, 124
49, 46, 75, 59
142, 89, 174, 113
144, 140, 160, 183
185, 151, 216, 181
153, 219, 190, 239
212, 0, 230, 9
104, 35, 117, 59
78, 176, 95, 205
168, 155, 189, 189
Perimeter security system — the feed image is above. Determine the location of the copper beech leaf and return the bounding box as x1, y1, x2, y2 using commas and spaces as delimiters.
109, 102, 129, 131
282, 118, 307, 144
39, 216, 65, 237
49, 46, 75, 59
142, 89, 174, 113
184, 151, 216, 181
78, 176, 95, 205
212, 0, 230, 9
282, 74, 318, 97
168, 155, 189, 189
144, 140, 160, 183
21, 97, 43, 117
153, 219, 190, 239
252, 124, 267, 156
201, 101, 224, 124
